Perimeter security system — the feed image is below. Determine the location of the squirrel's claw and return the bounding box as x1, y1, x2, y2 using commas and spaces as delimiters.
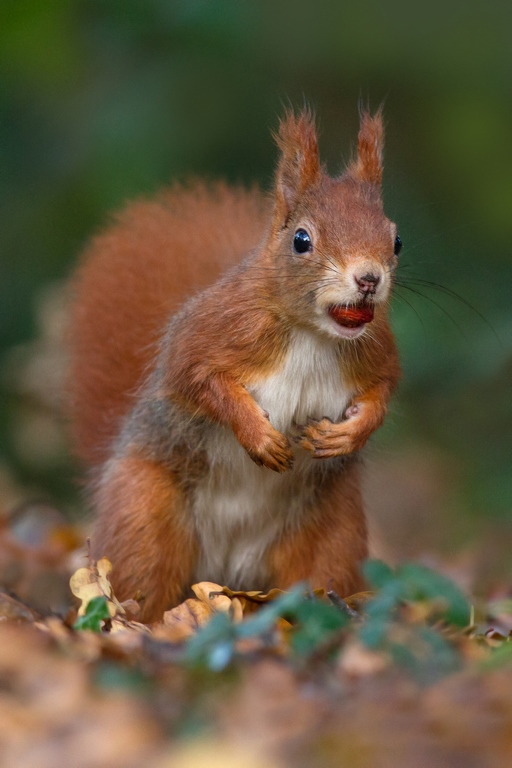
245, 423, 294, 473
297, 416, 369, 457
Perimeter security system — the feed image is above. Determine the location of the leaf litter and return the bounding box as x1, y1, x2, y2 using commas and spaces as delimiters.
0, 508, 512, 767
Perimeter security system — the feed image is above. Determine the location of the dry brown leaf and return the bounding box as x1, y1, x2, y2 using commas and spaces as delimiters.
0, 592, 40, 622
338, 640, 390, 677
183, 596, 214, 625
221, 586, 288, 603
230, 597, 244, 623
110, 619, 151, 635
342, 591, 375, 611
192, 581, 233, 612
161, 583, 247, 642
69, 556, 126, 619
191, 582, 243, 621
162, 597, 214, 642
221, 586, 325, 604
276, 617, 293, 632
0, 623, 161, 767
37, 616, 104, 662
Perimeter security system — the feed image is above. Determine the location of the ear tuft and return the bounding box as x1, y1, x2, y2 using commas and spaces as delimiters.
273, 108, 320, 225
347, 109, 384, 186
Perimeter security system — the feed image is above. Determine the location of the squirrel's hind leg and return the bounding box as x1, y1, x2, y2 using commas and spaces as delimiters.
269, 462, 368, 598
92, 456, 197, 622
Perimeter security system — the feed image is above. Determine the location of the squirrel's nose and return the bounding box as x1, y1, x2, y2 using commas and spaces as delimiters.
355, 272, 380, 295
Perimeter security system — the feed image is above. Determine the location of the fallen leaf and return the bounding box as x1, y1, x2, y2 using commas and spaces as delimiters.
162, 597, 214, 642
192, 582, 233, 612
339, 640, 390, 677
221, 585, 325, 605
74, 595, 110, 631
342, 591, 375, 611
69, 557, 125, 620
0, 592, 40, 622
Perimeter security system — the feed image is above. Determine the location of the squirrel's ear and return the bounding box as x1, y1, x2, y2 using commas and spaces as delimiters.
273, 109, 320, 226
347, 109, 384, 186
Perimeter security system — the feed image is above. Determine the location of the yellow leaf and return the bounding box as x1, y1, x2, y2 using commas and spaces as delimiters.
220, 586, 287, 603
192, 582, 233, 612
162, 597, 214, 642
185, 598, 215, 626
221, 585, 325, 604
342, 591, 375, 611
69, 557, 125, 619
230, 597, 243, 623
69, 567, 104, 617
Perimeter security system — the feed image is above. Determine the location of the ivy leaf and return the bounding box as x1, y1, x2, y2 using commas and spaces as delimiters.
359, 580, 403, 649
363, 559, 395, 589
236, 585, 306, 639
74, 596, 110, 632
389, 626, 461, 685
290, 599, 348, 657
398, 563, 470, 627
185, 612, 235, 669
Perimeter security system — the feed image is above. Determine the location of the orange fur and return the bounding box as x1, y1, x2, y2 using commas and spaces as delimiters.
347, 109, 384, 186
269, 460, 367, 595
272, 108, 320, 226
93, 457, 197, 622
68, 183, 268, 466
67, 108, 401, 619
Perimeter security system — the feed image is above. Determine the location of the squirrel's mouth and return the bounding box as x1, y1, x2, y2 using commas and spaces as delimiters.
328, 303, 374, 329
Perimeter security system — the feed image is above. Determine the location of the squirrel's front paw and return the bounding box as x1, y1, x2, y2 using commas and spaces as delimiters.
296, 416, 369, 458
246, 422, 294, 473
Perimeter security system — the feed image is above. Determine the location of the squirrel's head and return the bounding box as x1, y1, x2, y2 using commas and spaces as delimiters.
268, 107, 401, 340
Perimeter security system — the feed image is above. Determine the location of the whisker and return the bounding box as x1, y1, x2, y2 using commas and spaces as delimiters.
392, 289, 428, 346
396, 277, 500, 346
400, 223, 470, 255
395, 282, 473, 347
362, 329, 383, 350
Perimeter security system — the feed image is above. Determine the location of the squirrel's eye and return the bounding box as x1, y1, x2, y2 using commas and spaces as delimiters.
394, 235, 403, 256
293, 228, 312, 254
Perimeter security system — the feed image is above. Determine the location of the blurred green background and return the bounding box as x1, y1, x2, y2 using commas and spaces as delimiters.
1, 1, 511, 573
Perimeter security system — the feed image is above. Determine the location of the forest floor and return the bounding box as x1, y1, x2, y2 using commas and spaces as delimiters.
0, 499, 511, 768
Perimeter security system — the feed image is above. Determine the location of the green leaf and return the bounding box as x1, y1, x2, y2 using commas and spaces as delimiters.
237, 584, 306, 639
239, 585, 349, 659
185, 611, 234, 668
389, 626, 461, 685
73, 596, 110, 632
185, 587, 306, 670
208, 641, 235, 672
358, 560, 469, 680
363, 559, 395, 589
359, 616, 389, 649
290, 599, 348, 657
359, 579, 403, 649
185, 584, 349, 669
398, 563, 470, 627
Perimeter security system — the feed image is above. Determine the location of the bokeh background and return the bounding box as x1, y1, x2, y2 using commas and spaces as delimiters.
1, 0, 511, 585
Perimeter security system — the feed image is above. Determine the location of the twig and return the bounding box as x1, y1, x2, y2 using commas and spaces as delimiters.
327, 587, 359, 619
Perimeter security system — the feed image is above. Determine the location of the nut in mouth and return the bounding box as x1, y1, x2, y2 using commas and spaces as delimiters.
328, 303, 375, 329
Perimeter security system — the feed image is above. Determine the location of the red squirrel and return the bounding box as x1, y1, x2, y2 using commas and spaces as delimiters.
68, 108, 401, 622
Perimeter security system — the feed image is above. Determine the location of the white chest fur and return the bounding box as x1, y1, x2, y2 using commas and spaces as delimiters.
192, 329, 354, 588
250, 328, 350, 431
